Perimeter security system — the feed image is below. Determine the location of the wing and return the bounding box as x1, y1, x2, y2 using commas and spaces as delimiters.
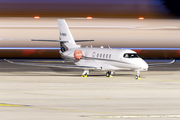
148, 59, 176, 66
4, 59, 97, 69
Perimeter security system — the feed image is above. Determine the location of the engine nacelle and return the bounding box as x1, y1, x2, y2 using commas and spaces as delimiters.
74, 50, 83, 60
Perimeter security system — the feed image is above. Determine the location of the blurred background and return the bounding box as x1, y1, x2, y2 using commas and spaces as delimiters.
0, 0, 180, 59
0, 0, 179, 18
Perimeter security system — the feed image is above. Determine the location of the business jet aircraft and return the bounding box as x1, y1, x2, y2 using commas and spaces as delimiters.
5, 19, 175, 79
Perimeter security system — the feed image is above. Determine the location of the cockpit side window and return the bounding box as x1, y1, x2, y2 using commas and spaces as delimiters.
123, 53, 139, 58
124, 54, 129, 58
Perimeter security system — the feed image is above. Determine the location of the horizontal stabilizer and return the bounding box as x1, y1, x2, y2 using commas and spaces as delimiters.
31, 39, 94, 43
31, 39, 68, 43
75, 40, 94, 42
4, 59, 97, 69
148, 59, 176, 66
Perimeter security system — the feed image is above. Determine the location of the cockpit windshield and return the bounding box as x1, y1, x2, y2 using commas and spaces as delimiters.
123, 53, 139, 58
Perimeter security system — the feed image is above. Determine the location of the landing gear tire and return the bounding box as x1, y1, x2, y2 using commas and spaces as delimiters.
135, 71, 141, 80
106, 71, 110, 77
106, 71, 113, 77
81, 70, 89, 77
135, 75, 141, 80
81, 74, 88, 77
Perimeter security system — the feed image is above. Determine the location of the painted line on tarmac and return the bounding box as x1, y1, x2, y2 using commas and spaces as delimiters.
1, 102, 180, 117
0, 102, 142, 116
21, 106, 142, 116
0, 91, 110, 100
85, 115, 180, 119
0, 103, 139, 116
1, 103, 180, 118
24, 105, 180, 118
112, 76, 180, 82
2, 98, 180, 104
23, 92, 110, 99
138, 78, 180, 82
0, 103, 27, 107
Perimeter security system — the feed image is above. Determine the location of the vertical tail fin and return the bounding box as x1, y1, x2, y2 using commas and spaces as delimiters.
58, 19, 80, 52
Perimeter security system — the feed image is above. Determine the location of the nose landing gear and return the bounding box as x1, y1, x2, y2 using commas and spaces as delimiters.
135, 71, 141, 80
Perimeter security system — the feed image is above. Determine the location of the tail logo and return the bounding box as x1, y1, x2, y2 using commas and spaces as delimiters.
60, 33, 67, 36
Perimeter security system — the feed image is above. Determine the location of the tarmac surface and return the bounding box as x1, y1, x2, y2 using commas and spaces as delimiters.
0, 59, 180, 120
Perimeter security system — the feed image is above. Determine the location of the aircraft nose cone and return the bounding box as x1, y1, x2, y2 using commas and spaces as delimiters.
140, 61, 148, 71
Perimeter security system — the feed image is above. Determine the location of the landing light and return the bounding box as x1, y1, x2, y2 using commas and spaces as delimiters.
139, 17, 144, 20
87, 16, 92, 19
34, 16, 40, 19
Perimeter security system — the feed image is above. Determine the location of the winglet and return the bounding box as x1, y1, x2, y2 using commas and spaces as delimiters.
4, 59, 13, 63
170, 59, 176, 64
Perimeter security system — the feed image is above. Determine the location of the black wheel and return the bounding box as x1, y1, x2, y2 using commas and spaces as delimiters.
106, 71, 110, 77
135, 75, 140, 79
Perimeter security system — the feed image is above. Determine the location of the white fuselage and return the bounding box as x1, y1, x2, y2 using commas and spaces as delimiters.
61, 47, 148, 71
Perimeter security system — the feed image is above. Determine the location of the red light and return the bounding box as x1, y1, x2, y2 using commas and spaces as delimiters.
87, 16, 92, 19
139, 17, 144, 20
34, 16, 40, 19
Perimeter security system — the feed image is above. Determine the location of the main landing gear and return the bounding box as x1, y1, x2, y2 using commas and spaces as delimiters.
106, 71, 113, 77
81, 70, 140, 79
135, 71, 141, 80
81, 70, 89, 77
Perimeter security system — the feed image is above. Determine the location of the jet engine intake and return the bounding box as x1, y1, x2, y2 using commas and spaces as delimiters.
74, 50, 83, 60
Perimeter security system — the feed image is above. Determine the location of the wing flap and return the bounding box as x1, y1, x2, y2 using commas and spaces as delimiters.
4, 59, 97, 69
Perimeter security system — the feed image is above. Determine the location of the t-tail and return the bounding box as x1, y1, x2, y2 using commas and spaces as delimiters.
58, 19, 80, 52
31, 19, 93, 52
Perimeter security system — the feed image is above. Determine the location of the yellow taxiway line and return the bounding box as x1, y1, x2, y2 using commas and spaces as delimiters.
0, 103, 26, 107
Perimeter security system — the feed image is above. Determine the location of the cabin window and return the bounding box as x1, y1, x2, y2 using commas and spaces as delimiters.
106, 54, 108, 58
97, 53, 99, 58
103, 54, 105, 58
123, 53, 139, 58
109, 54, 111, 58
100, 54, 102, 58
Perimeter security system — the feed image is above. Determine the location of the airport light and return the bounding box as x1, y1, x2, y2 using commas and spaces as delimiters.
34, 16, 40, 19
87, 16, 92, 19
139, 17, 144, 20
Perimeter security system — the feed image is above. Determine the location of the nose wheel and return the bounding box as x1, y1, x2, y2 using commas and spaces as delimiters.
81, 70, 89, 77
135, 71, 141, 80
135, 75, 141, 79
106, 71, 113, 77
